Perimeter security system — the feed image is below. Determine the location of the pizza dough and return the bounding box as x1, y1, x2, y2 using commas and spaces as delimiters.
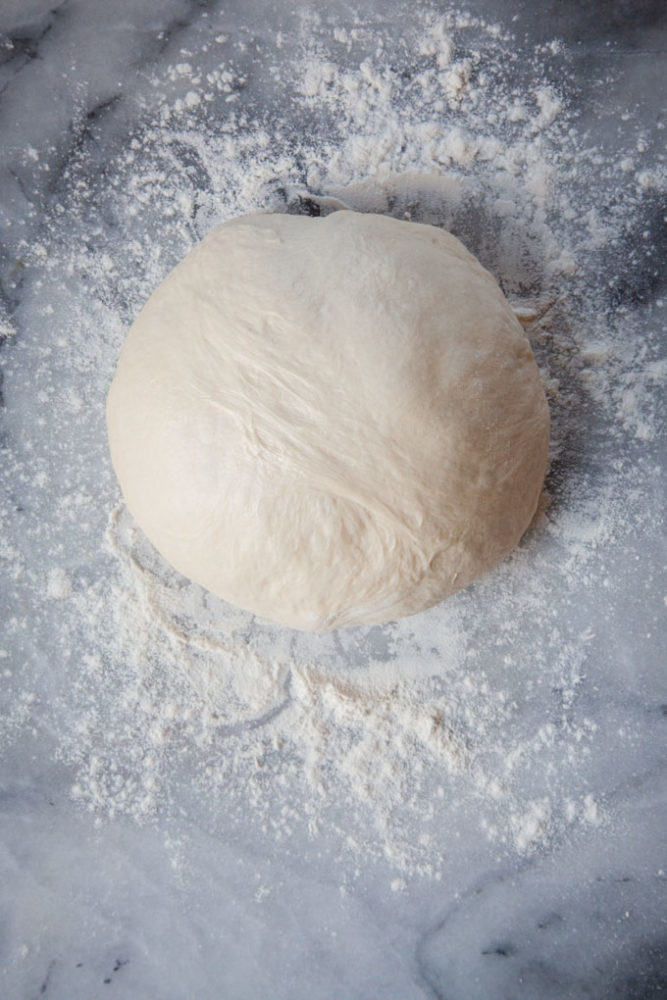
106, 211, 549, 629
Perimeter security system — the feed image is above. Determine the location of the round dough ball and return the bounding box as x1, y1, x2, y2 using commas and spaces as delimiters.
106, 211, 549, 629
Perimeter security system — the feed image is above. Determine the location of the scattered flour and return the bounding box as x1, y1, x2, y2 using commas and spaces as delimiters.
1, 6, 664, 877
45, 567, 73, 600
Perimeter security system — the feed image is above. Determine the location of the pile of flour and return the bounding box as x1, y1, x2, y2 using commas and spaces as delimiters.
2, 7, 664, 878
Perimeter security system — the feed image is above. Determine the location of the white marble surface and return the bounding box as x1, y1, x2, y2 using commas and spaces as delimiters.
1, 1, 666, 998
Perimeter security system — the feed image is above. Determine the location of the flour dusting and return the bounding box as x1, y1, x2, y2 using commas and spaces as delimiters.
0, 6, 664, 878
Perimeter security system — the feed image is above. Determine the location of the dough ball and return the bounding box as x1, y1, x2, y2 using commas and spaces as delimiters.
106, 211, 549, 629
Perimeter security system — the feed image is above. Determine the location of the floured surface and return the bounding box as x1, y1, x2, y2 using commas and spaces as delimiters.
0, 2, 665, 997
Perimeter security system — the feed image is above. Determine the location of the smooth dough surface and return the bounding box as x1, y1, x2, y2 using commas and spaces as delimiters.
106, 211, 549, 629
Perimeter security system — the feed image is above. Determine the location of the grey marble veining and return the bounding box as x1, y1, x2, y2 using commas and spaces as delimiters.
0, 0, 665, 998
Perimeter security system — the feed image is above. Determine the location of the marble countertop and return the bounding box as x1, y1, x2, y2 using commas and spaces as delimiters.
1, 1, 665, 998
